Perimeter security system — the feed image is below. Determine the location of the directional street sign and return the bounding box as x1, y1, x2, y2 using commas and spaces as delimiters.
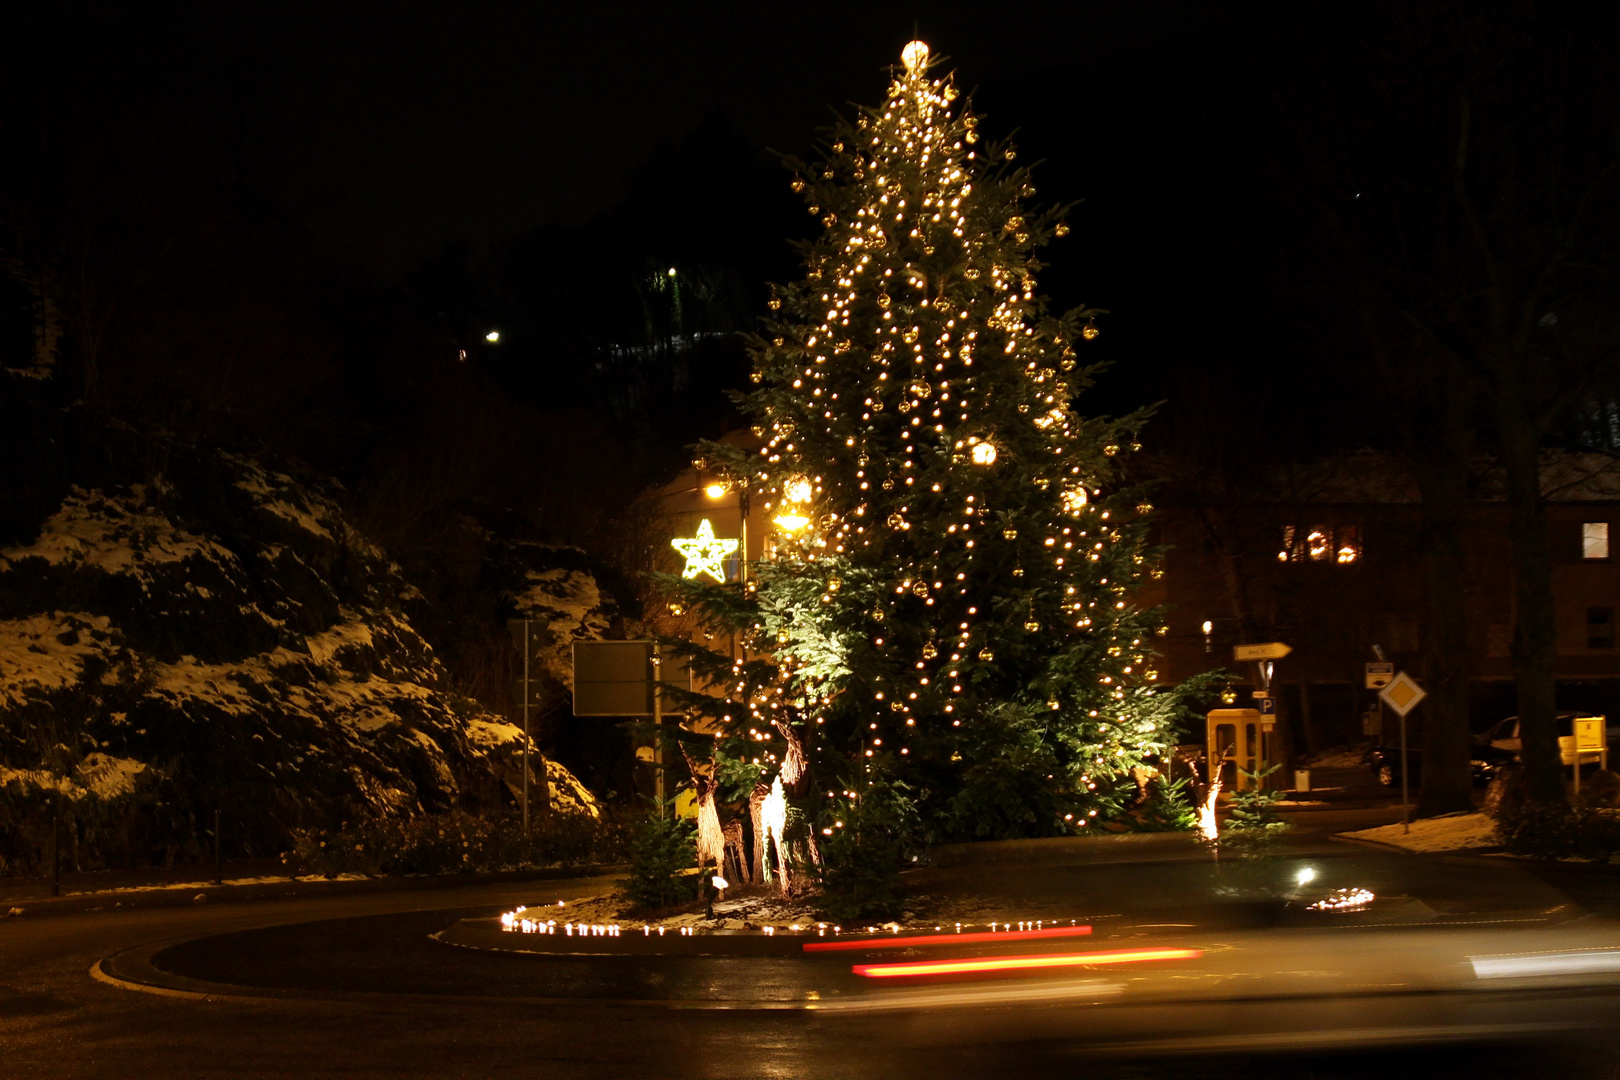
1378, 671, 1427, 717
1234, 642, 1292, 662
571, 641, 691, 717
1365, 662, 1394, 690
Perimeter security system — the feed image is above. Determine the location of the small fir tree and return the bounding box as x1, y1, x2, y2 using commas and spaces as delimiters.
666, 41, 1195, 844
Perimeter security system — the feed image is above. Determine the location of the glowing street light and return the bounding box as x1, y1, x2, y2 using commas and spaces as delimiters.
485, 330, 501, 343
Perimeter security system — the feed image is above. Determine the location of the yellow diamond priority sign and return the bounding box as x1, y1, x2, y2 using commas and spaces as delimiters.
1378, 671, 1426, 717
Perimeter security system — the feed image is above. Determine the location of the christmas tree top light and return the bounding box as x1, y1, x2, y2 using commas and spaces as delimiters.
900, 39, 930, 73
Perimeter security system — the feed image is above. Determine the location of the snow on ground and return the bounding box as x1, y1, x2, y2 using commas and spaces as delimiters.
53, 873, 373, 898
520, 886, 1090, 934
1341, 811, 1499, 852
1304, 746, 1371, 769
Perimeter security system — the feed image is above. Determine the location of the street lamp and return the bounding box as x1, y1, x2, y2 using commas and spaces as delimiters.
703, 480, 751, 582
774, 476, 812, 532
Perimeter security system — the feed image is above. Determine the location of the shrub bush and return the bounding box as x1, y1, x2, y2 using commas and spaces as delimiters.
816, 778, 919, 923
1495, 799, 1578, 858
280, 808, 625, 878
1217, 766, 1291, 858
622, 813, 700, 912
1130, 775, 1199, 832
1494, 795, 1620, 862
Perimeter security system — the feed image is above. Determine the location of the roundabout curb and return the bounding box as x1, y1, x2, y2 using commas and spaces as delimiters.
88, 923, 831, 1011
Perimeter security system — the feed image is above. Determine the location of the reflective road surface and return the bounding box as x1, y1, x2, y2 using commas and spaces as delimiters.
7, 853, 1620, 1079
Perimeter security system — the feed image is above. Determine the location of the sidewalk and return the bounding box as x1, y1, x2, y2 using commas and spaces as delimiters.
0, 859, 622, 918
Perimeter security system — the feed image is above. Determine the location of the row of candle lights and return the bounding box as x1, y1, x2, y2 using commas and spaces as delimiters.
497, 905, 1087, 939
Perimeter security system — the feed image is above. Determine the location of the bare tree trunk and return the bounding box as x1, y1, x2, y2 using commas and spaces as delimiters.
1295, 667, 1319, 757
1500, 423, 1564, 806
1413, 447, 1474, 817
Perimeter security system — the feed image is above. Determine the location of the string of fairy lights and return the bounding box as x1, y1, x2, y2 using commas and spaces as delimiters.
684, 41, 1171, 815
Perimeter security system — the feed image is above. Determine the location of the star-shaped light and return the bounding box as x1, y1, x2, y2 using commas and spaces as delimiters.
671, 519, 739, 583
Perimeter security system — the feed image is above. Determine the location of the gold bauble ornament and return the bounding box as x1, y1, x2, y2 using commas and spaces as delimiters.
977, 647, 995, 662
1003, 527, 1018, 540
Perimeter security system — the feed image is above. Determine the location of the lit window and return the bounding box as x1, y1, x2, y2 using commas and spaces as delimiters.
1583, 522, 1610, 560
1279, 524, 1360, 564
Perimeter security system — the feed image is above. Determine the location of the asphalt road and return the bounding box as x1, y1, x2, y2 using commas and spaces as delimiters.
7, 856, 1620, 1080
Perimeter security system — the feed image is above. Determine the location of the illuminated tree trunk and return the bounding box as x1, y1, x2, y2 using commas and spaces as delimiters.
771, 718, 809, 796
749, 782, 769, 883
680, 745, 726, 870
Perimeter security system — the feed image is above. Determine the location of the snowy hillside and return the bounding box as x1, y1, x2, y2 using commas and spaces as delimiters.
0, 447, 600, 873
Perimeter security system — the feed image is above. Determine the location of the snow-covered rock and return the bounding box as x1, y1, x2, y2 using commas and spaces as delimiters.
0, 446, 598, 873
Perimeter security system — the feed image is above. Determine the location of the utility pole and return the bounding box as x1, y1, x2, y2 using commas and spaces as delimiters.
652, 644, 664, 816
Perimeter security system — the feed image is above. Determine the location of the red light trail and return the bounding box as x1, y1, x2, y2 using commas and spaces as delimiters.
853, 946, 1202, 978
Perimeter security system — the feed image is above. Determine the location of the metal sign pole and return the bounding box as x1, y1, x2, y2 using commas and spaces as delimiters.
652, 644, 664, 817
522, 619, 531, 838
1399, 709, 1409, 834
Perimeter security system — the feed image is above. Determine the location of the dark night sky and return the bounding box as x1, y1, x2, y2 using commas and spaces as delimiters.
8, 0, 1334, 460
134, 0, 1259, 275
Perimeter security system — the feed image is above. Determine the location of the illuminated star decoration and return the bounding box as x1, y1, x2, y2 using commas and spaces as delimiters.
671, 519, 739, 583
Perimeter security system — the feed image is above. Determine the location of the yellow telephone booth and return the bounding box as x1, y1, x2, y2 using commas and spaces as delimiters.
1206, 708, 1275, 792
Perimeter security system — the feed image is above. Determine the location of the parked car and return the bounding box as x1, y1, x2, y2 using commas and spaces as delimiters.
1362, 740, 1515, 788
1481, 712, 1613, 768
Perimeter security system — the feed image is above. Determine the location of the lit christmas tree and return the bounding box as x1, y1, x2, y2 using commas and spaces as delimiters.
668, 40, 1196, 846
